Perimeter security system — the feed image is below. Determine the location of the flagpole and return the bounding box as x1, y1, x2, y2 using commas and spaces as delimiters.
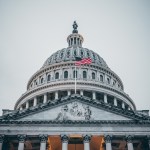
75, 65, 77, 94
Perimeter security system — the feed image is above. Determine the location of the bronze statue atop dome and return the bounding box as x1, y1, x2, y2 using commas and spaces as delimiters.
72, 21, 78, 33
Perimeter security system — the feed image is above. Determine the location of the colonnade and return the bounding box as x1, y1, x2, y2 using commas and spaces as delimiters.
20, 90, 131, 111
0, 134, 149, 150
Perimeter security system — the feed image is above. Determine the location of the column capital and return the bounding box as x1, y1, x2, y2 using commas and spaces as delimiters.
0, 135, 5, 143
61, 135, 69, 143
83, 135, 91, 143
17, 134, 26, 143
39, 134, 48, 142
126, 135, 134, 143
104, 135, 112, 143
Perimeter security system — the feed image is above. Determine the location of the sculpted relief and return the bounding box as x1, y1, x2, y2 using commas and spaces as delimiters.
55, 102, 92, 121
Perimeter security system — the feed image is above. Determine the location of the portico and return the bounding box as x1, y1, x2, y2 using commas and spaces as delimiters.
0, 134, 150, 150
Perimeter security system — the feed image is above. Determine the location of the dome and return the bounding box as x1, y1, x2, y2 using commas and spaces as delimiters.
42, 47, 109, 68
14, 21, 136, 112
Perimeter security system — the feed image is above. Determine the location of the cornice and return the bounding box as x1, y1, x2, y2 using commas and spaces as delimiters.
0, 120, 150, 125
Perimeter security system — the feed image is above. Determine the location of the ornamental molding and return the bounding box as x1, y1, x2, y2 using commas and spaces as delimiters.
39, 134, 48, 142
104, 135, 112, 143
126, 135, 134, 143
17, 134, 26, 142
83, 135, 91, 142
61, 135, 69, 143
2, 95, 149, 121
0, 120, 150, 125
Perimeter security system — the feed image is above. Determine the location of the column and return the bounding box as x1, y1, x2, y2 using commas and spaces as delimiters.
34, 97, 37, 106
0, 135, 4, 150
122, 102, 125, 109
114, 97, 117, 106
17, 135, 26, 150
147, 136, 150, 150
26, 101, 29, 109
39, 134, 48, 150
104, 94, 107, 103
126, 135, 134, 150
83, 135, 91, 150
55, 91, 58, 99
44, 94, 47, 103
104, 135, 112, 150
92, 91, 96, 100
61, 135, 69, 150
67, 90, 71, 96
80, 90, 83, 96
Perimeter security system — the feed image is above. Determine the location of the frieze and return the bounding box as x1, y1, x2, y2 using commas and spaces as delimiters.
55, 102, 92, 121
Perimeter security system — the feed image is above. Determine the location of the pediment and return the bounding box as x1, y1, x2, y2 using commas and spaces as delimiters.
18, 99, 131, 121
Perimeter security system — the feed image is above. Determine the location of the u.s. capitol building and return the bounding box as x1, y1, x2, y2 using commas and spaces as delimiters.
0, 22, 150, 150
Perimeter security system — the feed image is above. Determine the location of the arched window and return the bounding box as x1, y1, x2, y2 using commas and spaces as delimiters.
100, 75, 103, 82
107, 78, 110, 84
81, 50, 84, 58
47, 74, 51, 81
67, 50, 70, 58
92, 72, 95, 79
73, 70, 77, 78
55, 72, 59, 79
83, 71, 87, 79
64, 71, 68, 79
41, 78, 44, 84
74, 50, 77, 56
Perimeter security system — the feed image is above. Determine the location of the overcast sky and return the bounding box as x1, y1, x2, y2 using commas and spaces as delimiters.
0, 0, 150, 115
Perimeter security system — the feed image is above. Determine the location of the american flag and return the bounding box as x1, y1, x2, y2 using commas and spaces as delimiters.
75, 58, 92, 66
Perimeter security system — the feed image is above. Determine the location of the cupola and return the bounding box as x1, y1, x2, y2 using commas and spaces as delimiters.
67, 21, 84, 47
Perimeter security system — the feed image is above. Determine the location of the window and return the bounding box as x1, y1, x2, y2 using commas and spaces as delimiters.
55, 72, 59, 79
74, 50, 77, 56
67, 50, 70, 58
92, 72, 95, 79
113, 80, 116, 86
41, 78, 44, 84
47, 74, 51, 81
83, 71, 87, 79
64, 71, 68, 79
107, 78, 110, 84
73, 70, 77, 78
100, 75, 103, 82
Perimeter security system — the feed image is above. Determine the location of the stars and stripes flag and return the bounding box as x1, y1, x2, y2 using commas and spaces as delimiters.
75, 57, 92, 66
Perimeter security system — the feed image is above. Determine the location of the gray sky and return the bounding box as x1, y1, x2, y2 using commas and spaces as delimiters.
0, 0, 150, 115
